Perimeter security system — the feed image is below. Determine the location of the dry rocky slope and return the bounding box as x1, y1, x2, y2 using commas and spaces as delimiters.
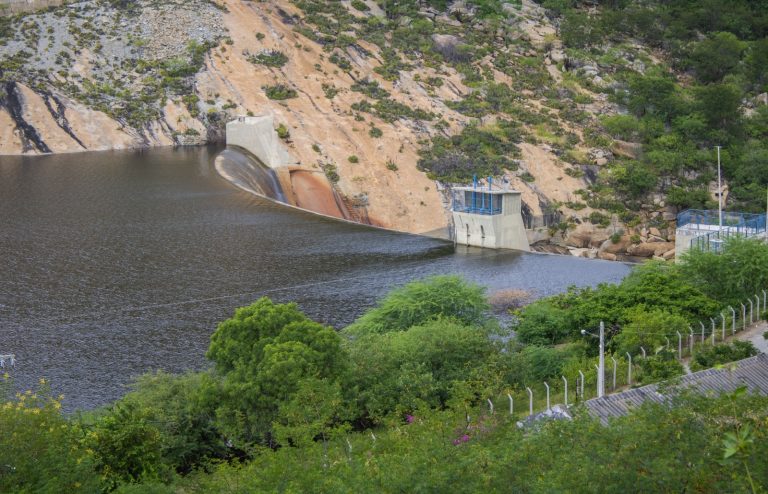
0, 0, 680, 258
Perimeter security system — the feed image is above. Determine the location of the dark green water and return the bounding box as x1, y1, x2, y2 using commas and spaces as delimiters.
0, 146, 631, 410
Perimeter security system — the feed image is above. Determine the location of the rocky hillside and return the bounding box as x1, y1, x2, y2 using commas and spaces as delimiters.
4, 0, 759, 259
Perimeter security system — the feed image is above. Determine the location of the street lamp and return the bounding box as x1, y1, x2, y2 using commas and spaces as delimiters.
581, 321, 605, 398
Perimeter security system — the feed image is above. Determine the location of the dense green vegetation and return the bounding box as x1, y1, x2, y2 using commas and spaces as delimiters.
542, 0, 768, 212
2, 239, 768, 492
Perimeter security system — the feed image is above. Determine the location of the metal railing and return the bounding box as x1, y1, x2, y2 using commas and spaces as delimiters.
677, 209, 766, 234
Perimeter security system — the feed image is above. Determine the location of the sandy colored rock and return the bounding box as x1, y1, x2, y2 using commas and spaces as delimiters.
0, 108, 23, 153
628, 241, 675, 257
600, 235, 631, 254
598, 251, 617, 261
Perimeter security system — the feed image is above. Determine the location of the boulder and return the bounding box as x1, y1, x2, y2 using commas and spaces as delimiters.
565, 231, 592, 248
569, 248, 589, 258
599, 235, 632, 254
628, 241, 675, 257
598, 251, 617, 261
758, 92, 768, 106
549, 49, 565, 63
431, 34, 461, 50
589, 231, 610, 248
662, 212, 677, 221
649, 227, 661, 237
662, 248, 676, 260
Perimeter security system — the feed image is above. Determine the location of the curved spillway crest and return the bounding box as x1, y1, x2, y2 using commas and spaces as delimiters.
215, 147, 288, 203
215, 146, 369, 225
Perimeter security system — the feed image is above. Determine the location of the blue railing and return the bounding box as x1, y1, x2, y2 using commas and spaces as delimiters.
453, 204, 502, 215
677, 209, 766, 234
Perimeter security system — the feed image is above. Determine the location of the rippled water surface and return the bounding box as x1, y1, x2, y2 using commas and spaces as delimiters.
0, 146, 631, 410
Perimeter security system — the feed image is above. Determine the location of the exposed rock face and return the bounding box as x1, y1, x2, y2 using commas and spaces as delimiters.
0, 0, 680, 255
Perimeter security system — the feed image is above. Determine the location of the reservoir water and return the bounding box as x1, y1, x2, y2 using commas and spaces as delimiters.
0, 146, 631, 410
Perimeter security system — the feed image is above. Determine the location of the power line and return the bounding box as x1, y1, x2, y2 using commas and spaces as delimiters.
3, 248, 521, 330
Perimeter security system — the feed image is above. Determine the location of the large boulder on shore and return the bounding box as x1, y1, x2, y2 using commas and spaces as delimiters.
627, 241, 675, 257
599, 235, 632, 254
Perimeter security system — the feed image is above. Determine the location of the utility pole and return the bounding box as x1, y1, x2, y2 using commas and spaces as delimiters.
717, 146, 723, 232
599, 321, 605, 397
582, 322, 605, 398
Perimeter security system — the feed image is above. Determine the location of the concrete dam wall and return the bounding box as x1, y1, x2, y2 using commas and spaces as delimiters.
219, 116, 369, 225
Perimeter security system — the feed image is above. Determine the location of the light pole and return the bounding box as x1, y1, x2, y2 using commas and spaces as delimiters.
717, 145, 723, 232
582, 321, 605, 398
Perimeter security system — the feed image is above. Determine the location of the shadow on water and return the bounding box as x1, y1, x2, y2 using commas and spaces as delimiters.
214, 147, 287, 203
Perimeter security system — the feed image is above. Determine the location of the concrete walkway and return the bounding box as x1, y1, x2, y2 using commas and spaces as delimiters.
735, 320, 768, 353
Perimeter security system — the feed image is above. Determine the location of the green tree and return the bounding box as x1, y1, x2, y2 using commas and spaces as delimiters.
343, 275, 489, 337
689, 32, 746, 83
611, 306, 689, 356
680, 237, 768, 306
206, 298, 347, 445
346, 318, 496, 422
103, 371, 227, 474
515, 300, 571, 345
85, 402, 170, 491
695, 82, 743, 131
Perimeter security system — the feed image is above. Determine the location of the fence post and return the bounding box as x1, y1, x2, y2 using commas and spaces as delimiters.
488, 399, 494, 414
611, 357, 617, 390
526, 387, 533, 416
730, 306, 736, 335
507, 394, 514, 415
689, 329, 694, 355
677, 331, 682, 361
700, 321, 706, 343
665, 337, 670, 350
626, 353, 632, 386
640, 346, 646, 359
763, 290, 766, 313
749, 299, 754, 325
755, 294, 761, 320
721, 312, 726, 341
578, 370, 585, 399
562, 376, 568, 406
742, 303, 747, 331
710, 318, 716, 345
544, 382, 550, 411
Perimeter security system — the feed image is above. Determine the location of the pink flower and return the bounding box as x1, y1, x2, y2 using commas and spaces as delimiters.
405, 414, 415, 424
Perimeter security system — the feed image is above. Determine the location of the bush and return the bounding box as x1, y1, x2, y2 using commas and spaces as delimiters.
263, 84, 297, 100
249, 50, 289, 68
368, 126, 383, 138
346, 319, 496, 421
636, 349, 684, 385
0, 379, 100, 494
276, 123, 290, 139
690, 341, 759, 371
588, 211, 611, 227
343, 276, 489, 337
348, 155, 359, 163
515, 301, 571, 345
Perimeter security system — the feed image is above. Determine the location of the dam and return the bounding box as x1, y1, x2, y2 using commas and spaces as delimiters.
224, 115, 368, 224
